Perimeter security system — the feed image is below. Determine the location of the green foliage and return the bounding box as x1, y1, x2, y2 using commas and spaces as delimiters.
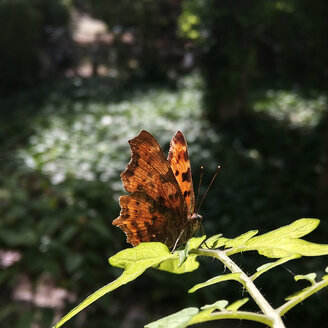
206, 219, 328, 259
178, 0, 203, 40
54, 219, 328, 327
227, 219, 328, 258
1, 74, 327, 327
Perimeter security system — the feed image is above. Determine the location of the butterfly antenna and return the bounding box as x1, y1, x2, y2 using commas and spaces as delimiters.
195, 165, 204, 212
196, 165, 221, 213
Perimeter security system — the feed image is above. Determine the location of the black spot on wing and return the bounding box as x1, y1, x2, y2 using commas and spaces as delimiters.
183, 190, 191, 198
182, 168, 191, 182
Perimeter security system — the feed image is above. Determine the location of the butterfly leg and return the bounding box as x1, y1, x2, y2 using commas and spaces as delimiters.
171, 228, 186, 253
200, 239, 210, 249
199, 224, 210, 249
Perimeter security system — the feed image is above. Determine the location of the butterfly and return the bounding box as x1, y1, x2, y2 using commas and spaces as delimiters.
112, 130, 203, 250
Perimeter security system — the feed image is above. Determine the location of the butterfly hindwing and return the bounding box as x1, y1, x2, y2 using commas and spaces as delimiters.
114, 193, 170, 246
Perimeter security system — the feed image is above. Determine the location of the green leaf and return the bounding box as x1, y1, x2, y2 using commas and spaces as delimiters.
54, 243, 174, 328
247, 218, 318, 244
201, 300, 228, 311
189, 273, 242, 293
252, 254, 301, 280
185, 235, 207, 250
226, 298, 249, 312
177, 235, 206, 265
228, 219, 328, 258
225, 230, 258, 248
294, 273, 317, 285
257, 239, 328, 258
156, 254, 199, 274
145, 307, 199, 328
109, 242, 173, 269
156, 236, 205, 273
203, 234, 223, 248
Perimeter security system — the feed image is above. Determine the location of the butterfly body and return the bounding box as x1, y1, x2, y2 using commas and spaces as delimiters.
178, 213, 202, 246
113, 130, 201, 249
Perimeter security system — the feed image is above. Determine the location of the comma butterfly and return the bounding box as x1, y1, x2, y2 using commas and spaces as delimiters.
113, 130, 203, 249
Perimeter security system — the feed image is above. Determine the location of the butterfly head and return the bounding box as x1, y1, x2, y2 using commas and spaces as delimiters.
187, 212, 203, 239
191, 212, 203, 223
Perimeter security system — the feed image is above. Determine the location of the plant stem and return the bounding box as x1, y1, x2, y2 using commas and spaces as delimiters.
195, 248, 286, 328
277, 277, 328, 316
189, 310, 273, 326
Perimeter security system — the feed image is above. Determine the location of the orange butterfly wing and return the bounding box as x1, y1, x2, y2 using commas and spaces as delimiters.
113, 130, 188, 247
168, 131, 195, 217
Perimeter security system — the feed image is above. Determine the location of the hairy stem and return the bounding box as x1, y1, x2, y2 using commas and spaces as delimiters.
194, 248, 285, 328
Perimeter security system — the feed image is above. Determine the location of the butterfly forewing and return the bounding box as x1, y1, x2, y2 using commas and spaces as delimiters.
168, 131, 195, 217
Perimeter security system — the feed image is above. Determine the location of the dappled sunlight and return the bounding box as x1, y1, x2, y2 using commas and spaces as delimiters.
18, 75, 212, 188
253, 90, 327, 127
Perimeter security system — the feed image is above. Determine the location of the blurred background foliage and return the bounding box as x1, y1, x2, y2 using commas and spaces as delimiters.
0, 0, 327, 327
